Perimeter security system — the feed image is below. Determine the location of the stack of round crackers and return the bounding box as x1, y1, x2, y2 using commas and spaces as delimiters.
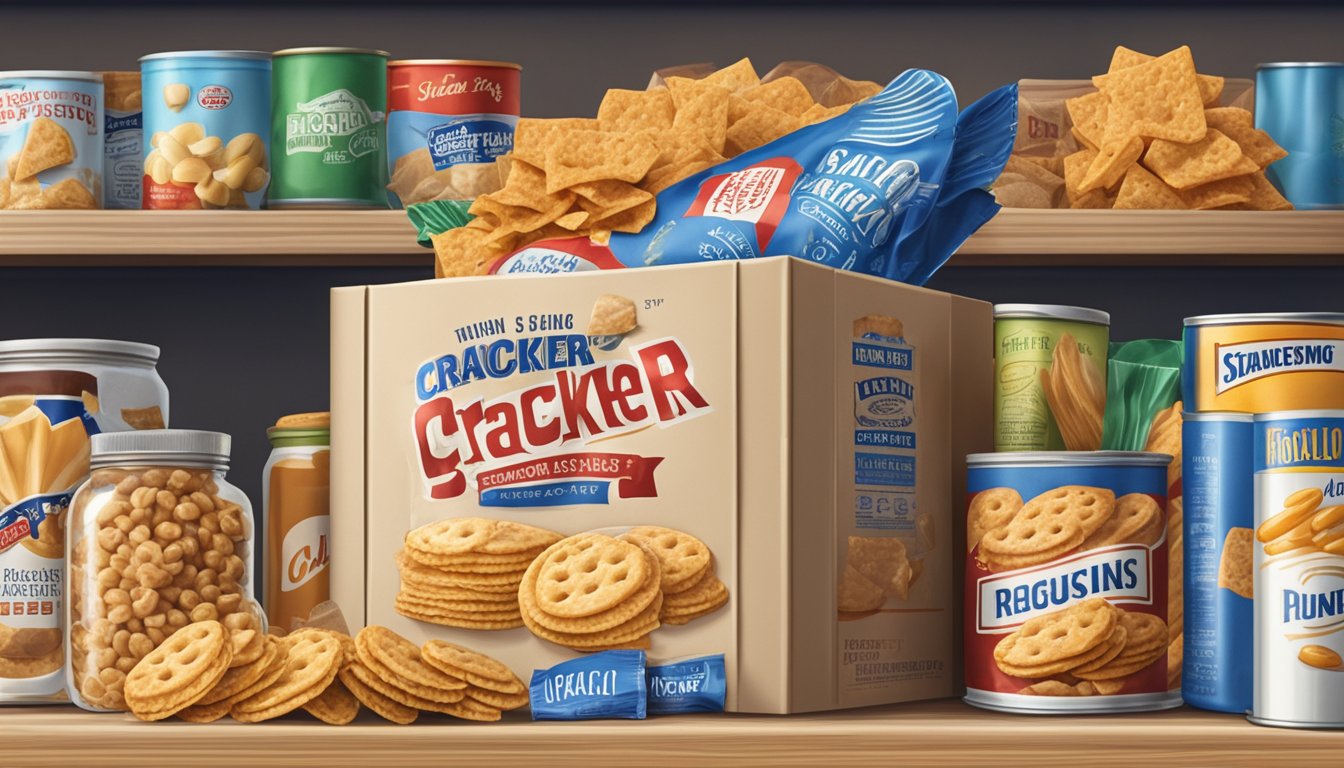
995, 598, 1169, 696
339, 626, 528, 723
518, 533, 666, 651
620, 526, 729, 625
395, 518, 562, 630
121, 621, 527, 725
974, 485, 1165, 573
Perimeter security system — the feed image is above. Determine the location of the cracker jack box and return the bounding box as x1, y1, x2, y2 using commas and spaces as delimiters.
330, 255, 991, 713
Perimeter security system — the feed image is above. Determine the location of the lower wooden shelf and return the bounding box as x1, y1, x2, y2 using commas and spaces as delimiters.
3, 698, 1340, 766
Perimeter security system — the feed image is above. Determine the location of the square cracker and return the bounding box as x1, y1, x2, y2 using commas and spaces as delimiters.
1144, 128, 1259, 190
846, 536, 910, 600
1218, 527, 1254, 599
586, 294, 637, 336
1093, 45, 1206, 145
837, 564, 885, 613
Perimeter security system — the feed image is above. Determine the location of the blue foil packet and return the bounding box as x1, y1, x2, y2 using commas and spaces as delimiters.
646, 655, 726, 715
474, 70, 1016, 286
529, 650, 647, 720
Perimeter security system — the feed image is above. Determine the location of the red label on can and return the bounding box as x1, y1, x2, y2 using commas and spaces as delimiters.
197, 84, 234, 110
143, 176, 203, 209
388, 63, 520, 116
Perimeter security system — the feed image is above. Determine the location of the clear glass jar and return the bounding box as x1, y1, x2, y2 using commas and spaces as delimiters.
65, 430, 262, 712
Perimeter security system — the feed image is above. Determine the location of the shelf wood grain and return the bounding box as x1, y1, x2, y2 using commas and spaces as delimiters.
2, 699, 1342, 766
0, 209, 1341, 268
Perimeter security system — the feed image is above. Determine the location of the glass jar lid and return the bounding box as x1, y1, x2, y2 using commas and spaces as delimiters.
91, 429, 231, 470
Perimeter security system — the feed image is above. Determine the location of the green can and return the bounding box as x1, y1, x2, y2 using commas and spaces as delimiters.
993, 304, 1111, 452
269, 47, 389, 208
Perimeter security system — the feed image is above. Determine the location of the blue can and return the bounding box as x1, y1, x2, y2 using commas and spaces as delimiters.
1255, 62, 1344, 210
140, 51, 271, 209
1181, 412, 1254, 714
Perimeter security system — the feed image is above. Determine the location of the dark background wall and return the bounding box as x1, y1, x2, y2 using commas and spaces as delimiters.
1, 1, 1340, 586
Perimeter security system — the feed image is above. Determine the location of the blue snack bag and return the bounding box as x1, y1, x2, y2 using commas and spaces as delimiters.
646, 655, 726, 715
480, 70, 1016, 285
529, 650, 647, 720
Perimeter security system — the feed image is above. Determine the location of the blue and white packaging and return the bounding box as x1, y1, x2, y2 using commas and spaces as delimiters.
530, 650, 647, 720
646, 655, 726, 715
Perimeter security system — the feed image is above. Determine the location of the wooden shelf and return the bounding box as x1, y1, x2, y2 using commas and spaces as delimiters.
3, 699, 1341, 766
0, 209, 1341, 268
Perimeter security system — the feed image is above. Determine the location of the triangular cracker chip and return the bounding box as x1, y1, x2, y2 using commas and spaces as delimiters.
1144, 128, 1260, 190
1178, 174, 1253, 210
1108, 45, 1225, 107
1093, 46, 1206, 144
1113, 164, 1187, 209
15, 117, 75, 180
1204, 107, 1288, 168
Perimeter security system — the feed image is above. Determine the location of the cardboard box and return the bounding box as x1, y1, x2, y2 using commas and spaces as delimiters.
330, 256, 991, 713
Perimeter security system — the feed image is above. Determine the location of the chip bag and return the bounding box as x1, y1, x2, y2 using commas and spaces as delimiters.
1101, 339, 1183, 451
419, 70, 1017, 286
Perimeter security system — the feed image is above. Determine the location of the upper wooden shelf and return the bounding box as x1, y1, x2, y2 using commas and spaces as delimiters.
4, 699, 1342, 767
0, 209, 1341, 268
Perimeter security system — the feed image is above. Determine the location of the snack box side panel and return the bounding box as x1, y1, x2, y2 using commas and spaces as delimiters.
948, 294, 994, 689
833, 267, 960, 708
786, 259, 840, 712
330, 285, 370, 629
736, 257, 794, 714
361, 267, 741, 680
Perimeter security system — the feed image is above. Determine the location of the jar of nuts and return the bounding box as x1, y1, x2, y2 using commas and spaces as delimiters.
65, 429, 262, 712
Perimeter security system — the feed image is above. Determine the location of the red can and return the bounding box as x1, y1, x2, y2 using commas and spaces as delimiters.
385, 59, 521, 207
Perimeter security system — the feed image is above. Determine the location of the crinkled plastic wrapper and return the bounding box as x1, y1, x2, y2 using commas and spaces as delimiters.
646, 654, 726, 714
529, 650, 647, 720
413, 66, 1018, 286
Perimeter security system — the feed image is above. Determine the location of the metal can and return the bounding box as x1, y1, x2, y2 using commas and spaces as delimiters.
0, 70, 103, 210
269, 47, 388, 209
262, 413, 330, 633
1255, 63, 1344, 210
139, 51, 271, 210
964, 451, 1178, 714
1182, 313, 1344, 414
1181, 412, 1254, 713
993, 304, 1110, 452
101, 72, 141, 209
1251, 410, 1344, 729
0, 339, 168, 704
386, 58, 520, 207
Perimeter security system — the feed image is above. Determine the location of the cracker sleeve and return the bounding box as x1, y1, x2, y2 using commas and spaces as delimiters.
529, 650, 648, 720
646, 654, 726, 715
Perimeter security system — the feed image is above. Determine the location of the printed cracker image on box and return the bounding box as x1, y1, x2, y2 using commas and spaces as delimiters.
331, 255, 991, 713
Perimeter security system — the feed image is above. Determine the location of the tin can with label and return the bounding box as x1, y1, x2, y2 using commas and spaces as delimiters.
1182, 313, 1344, 414
1255, 63, 1344, 210
101, 72, 141, 209
139, 50, 271, 210
386, 58, 520, 207
262, 413, 330, 633
993, 304, 1110, 452
0, 70, 103, 210
964, 451, 1178, 714
269, 48, 388, 209
1181, 412, 1254, 713
1251, 410, 1344, 729
0, 339, 168, 704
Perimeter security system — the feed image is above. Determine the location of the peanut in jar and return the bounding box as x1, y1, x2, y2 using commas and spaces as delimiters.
65, 430, 262, 712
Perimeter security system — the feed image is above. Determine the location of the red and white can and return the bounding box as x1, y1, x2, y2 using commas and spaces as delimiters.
964, 451, 1180, 713
385, 59, 520, 207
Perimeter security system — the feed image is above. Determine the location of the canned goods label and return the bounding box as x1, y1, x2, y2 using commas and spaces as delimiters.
1184, 316, 1344, 413
964, 459, 1175, 711
1253, 412, 1344, 726
264, 441, 330, 633
141, 55, 271, 210
0, 74, 102, 210
1181, 415, 1254, 713
994, 315, 1109, 452
283, 89, 382, 164
386, 62, 520, 206
102, 72, 142, 209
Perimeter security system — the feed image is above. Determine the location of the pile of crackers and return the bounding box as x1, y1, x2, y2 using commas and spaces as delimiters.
0, 117, 98, 210
395, 518, 564, 630
995, 45, 1292, 211
971, 485, 1164, 573
121, 620, 526, 724
1004, 598, 1170, 696
397, 518, 729, 651
836, 536, 919, 614
431, 58, 881, 277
